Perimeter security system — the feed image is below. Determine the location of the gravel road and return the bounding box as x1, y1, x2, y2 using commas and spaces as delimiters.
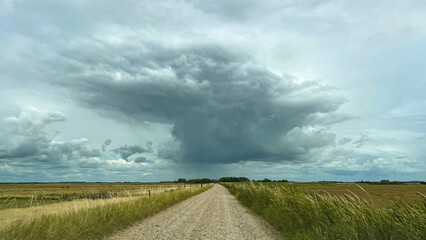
106, 184, 283, 240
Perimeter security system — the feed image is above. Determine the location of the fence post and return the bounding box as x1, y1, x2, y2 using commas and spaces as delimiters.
148, 190, 151, 198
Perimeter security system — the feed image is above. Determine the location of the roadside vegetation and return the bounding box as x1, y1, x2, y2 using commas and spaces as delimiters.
223, 182, 426, 240
0, 184, 212, 240
0, 182, 192, 209
0, 182, 203, 231
259, 181, 426, 208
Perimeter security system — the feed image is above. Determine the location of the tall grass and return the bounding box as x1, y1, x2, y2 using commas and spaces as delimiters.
0, 183, 197, 209
223, 183, 426, 240
0, 185, 212, 240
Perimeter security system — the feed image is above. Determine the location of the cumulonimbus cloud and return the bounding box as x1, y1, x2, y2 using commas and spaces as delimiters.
48, 37, 349, 164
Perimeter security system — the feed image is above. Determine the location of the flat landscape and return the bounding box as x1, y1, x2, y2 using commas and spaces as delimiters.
0, 183, 209, 239
2, 1, 426, 239
0, 181, 424, 239
0, 182, 198, 209
261, 182, 426, 208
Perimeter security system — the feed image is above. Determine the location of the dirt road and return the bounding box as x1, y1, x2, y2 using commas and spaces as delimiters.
106, 184, 283, 240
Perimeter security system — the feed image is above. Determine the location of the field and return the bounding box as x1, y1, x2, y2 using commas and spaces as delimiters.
0, 182, 198, 209
223, 182, 426, 240
260, 182, 426, 208
0, 183, 210, 240
1, 182, 425, 240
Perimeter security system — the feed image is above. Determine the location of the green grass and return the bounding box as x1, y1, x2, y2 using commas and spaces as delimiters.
223, 182, 426, 240
0, 185, 212, 240
257, 182, 426, 208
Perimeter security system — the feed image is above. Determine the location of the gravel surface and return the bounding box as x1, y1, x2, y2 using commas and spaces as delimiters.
106, 184, 283, 240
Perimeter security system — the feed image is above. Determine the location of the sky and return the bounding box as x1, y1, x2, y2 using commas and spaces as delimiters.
0, 0, 425, 182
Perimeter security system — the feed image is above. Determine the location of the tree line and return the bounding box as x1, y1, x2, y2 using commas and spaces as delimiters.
174, 177, 289, 183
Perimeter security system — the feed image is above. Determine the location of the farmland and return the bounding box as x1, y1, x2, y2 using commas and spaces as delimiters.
1, 181, 425, 240
0, 182, 198, 209
223, 182, 426, 240
0, 182, 210, 240
258, 182, 426, 208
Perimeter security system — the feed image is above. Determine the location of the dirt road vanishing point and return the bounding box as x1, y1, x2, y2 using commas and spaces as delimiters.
106, 184, 283, 240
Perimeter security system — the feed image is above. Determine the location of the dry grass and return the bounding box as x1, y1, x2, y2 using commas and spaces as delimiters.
0, 182, 196, 208
0, 185, 213, 240
0, 182, 205, 232
0, 196, 139, 230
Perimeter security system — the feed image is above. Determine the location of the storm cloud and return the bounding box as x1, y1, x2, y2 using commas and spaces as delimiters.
1, 0, 425, 181
47, 39, 347, 164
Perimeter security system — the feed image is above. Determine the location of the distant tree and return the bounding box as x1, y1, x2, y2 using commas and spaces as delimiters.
238, 177, 250, 182
262, 178, 272, 182
187, 178, 214, 183
380, 179, 391, 184
177, 178, 187, 183
199, 178, 213, 183
219, 177, 250, 182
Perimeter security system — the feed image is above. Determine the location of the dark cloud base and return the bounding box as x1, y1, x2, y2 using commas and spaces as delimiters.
1, 0, 424, 181
52, 41, 347, 164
